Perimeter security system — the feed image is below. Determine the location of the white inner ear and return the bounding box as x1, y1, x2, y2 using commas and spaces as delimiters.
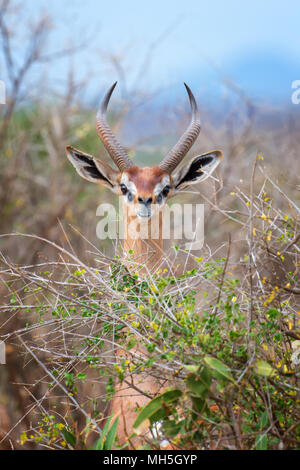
66, 149, 98, 183
195, 154, 221, 183
174, 151, 222, 191
66, 147, 120, 192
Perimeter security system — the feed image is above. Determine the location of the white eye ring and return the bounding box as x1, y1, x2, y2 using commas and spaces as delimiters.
120, 184, 127, 194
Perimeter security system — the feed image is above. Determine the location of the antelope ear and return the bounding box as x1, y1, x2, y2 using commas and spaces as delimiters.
66, 146, 120, 192
172, 150, 222, 191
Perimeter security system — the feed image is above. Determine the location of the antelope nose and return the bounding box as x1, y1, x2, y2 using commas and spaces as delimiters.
138, 196, 152, 205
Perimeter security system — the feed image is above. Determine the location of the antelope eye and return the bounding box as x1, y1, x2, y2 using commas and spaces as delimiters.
120, 184, 127, 194
162, 185, 170, 196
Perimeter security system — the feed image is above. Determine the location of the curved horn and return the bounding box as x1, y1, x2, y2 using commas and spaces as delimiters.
159, 83, 201, 174
96, 82, 134, 171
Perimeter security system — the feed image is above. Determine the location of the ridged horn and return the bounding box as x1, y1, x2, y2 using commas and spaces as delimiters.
159, 83, 201, 173
96, 82, 134, 171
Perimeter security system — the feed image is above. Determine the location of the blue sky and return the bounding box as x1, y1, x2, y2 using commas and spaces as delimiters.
14, 0, 300, 105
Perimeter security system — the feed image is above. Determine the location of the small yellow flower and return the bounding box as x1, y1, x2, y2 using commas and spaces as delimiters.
150, 321, 158, 332
20, 432, 27, 445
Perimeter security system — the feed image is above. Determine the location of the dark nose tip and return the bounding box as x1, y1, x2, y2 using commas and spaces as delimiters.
138, 196, 152, 204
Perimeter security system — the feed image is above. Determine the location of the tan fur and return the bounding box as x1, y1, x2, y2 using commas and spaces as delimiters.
123, 202, 163, 275
108, 200, 167, 448
124, 166, 169, 200
108, 344, 166, 448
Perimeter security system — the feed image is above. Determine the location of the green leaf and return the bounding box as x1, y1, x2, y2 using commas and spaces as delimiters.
204, 356, 235, 384
133, 389, 182, 432
148, 406, 171, 424
103, 416, 119, 450
186, 366, 212, 397
266, 309, 279, 319
162, 420, 183, 438
255, 360, 275, 377
255, 433, 268, 450
191, 396, 207, 414
257, 411, 269, 430
76, 372, 86, 381
184, 365, 199, 374
255, 411, 269, 449
61, 428, 76, 447
93, 414, 113, 450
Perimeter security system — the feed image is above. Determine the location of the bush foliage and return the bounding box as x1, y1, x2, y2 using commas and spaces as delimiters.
1, 178, 299, 449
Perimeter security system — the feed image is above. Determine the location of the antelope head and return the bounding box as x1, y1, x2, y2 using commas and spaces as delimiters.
66, 82, 222, 219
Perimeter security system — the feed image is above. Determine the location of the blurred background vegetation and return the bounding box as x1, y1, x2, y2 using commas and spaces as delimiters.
0, 0, 299, 450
